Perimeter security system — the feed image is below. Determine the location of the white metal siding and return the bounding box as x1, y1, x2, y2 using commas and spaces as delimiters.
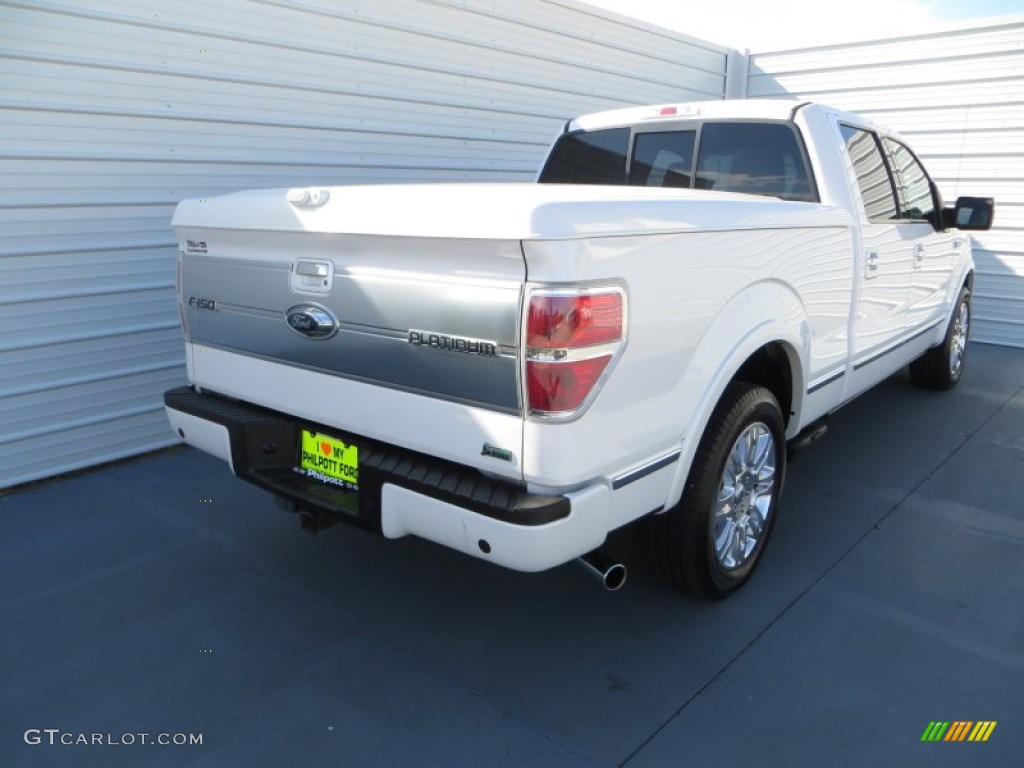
0, 0, 730, 488
748, 17, 1024, 347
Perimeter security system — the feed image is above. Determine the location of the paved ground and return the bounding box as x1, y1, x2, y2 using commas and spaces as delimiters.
2, 343, 1022, 767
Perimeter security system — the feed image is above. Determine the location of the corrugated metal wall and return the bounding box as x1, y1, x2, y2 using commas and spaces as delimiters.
0, 0, 730, 489
748, 16, 1024, 348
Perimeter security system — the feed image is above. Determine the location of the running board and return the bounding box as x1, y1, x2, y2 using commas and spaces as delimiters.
787, 417, 828, 458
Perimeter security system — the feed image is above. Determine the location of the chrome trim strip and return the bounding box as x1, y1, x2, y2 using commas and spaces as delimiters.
190, 341, 521, 415
806, 369, 845, 395
611, 451, 681, 490
853, 320, 943, 371
526, 340, 621, 363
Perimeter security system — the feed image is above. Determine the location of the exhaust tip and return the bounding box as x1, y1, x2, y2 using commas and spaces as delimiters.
578, 549, 627, 591
602, 562, 627, 591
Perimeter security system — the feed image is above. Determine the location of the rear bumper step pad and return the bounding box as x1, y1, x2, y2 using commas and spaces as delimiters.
164, 386, 569, 533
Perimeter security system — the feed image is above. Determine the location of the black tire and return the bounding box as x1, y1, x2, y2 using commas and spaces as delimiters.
650, 382, 786, 600
909, 287, 971, 391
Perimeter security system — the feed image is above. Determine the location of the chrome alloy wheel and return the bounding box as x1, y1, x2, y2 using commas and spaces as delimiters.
949, 300, 969, 378
713, 422, 777, 570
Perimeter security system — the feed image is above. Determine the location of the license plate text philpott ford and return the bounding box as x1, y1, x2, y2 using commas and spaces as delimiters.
298, 430, 359, 491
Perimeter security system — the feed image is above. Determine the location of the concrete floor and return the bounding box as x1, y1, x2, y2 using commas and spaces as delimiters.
2, 343, 1022, 767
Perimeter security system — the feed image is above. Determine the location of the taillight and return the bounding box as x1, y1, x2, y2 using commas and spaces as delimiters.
176, 251, 190, 340
527, 293, 622, 348
525, 287, 625, 417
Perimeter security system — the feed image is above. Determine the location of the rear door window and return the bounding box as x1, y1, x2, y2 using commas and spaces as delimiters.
840, 125, 900, 221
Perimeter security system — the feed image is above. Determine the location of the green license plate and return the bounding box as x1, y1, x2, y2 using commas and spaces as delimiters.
298, 430, 359, 491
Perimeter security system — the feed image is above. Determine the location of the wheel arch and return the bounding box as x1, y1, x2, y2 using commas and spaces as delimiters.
730, 341, 800, 431
937, 267, 975, 338
661, 281, 809, 513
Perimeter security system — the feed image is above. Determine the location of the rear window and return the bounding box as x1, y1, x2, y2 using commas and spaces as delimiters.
538, 127, 629, 185
539, 121, 817, 202
629, 130, 696, 187
694, 123, 816, 201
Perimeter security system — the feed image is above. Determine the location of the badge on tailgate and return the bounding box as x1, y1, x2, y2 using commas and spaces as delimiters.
286, 304, 338, 339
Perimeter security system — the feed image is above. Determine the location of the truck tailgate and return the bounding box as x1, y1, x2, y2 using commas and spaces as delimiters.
176, 227, 523, 413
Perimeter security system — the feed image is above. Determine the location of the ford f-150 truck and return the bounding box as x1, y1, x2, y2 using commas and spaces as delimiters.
164, 100, 994, 599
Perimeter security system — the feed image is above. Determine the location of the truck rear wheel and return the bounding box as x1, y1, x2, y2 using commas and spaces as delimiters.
909, 287, 970, 391
650, 383, 786, 600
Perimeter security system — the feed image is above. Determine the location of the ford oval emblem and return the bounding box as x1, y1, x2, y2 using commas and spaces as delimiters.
285, 304, 338, 339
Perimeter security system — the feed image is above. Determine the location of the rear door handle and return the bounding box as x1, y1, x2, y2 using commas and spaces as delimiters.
913, 244, 924, 268
865, 250, 879, 279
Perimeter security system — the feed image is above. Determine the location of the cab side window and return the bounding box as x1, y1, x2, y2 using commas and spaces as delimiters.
882, 138, 937, 223
840, 125, 900, 221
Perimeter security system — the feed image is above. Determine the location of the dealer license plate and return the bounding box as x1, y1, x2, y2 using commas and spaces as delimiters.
297, 430, 359, 491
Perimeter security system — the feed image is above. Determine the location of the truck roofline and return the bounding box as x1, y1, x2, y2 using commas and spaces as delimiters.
567, 99, 885, 136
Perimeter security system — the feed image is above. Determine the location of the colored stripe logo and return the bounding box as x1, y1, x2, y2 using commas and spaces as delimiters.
921, 721, 997, 742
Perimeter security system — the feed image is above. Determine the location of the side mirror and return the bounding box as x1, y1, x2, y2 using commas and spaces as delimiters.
943, 196, 995, 231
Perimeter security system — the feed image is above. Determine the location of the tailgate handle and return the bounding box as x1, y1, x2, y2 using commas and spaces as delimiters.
290, 260, 334, 295
296, 261, 329, 277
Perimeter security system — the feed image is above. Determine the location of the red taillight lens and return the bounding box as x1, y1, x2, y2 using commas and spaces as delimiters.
527, 293, 622, 349
176, 253, 190, 340
527, 357, 612, 413
525, 288, 625, 416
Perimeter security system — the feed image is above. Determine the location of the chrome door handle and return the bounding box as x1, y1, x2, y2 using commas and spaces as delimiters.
865, 250, 878, 279
913, 244, 924, 268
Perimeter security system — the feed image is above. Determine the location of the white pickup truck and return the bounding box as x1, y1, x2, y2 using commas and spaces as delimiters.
165, 99, 993, 599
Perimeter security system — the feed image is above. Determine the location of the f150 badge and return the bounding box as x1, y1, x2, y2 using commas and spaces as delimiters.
286, 304, 338, 339
187, 296, 218, 311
